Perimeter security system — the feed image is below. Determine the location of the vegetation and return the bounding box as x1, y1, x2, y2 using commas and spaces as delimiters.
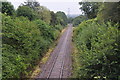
73, 19, 120, 79
21, 0, 40, 10
79, 2, 99, 19
73, 1, 120, 80
72, 15, 88, 26
97, 2, 120, 24
17, 6, 36, 21
3, 0, 120, 79
1, 2, 15, 16
2, 1, 67, 78
35, 6, 51, 24
67, 17, 73, 23
50, 11, 59, 26
56, 11, 68, 26
2, 14, 62, 78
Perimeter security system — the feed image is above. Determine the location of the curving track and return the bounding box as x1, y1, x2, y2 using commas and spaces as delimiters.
37, 24, 73, 79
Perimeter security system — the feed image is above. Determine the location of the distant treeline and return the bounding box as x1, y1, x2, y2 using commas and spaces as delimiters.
1, 1, 68, 26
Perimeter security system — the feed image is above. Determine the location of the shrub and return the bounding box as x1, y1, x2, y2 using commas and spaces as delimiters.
73, 19, 120, 79
2, 15, 42, 78
54, 24, 63, 32
2, 14, 61, 78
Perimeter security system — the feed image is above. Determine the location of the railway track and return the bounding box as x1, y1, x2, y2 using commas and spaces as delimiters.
38, 24, 73, 79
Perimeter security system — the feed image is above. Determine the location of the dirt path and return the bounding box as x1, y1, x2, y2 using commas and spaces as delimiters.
37, 24, 73, 78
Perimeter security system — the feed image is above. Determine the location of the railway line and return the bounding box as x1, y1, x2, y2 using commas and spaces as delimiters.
38, 24, 73, 79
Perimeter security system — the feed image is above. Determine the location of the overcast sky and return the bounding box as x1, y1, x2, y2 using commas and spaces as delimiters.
7, 0, 83, 15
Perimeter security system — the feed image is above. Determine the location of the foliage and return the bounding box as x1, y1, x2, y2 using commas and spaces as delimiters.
79, 2, 99, 19
67, 17, 73, 23
50, 11, 59, 26
2, 2, 15, 16
35, 6, 51, 24
34, 20, 55, 41
97, 2, 120, 25
72, 15, 88, 26
73, 19, 120, 79
54, 24, 63, 32
51, 24, 63, 40
20, 1, 52, 24
16, 6, 36, 21
0, 2, 2, 12
2, 14, 62, 78
56, 11, 68, 26
22, 0, 40, 10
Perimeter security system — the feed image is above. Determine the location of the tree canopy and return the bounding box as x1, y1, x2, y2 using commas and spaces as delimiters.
35, 6, 51, 24
21, 0, 40, 10
97, 2, 120, 24
79, 2, 99, 19
50, 11, 59, 26
56, 11, 68, 26
2, 2, 15, 16
17, 6, 36, 20
72, 15, 88, 26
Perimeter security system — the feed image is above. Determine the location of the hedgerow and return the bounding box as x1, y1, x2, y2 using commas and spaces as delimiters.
2, 14, 62, 78
73, 19, 120, 79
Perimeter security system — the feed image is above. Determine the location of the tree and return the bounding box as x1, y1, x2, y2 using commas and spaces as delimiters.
22, 0, 40, 10
97, 2, 120, 24
50, 11, 58, 26
17, 6, 35, 20
67, 17, 73, 24
72, 15, 88, 26
35, 6, 51, 24
56, 11, 68, 26
79, 2, 99, 19
2, 2, 15, 16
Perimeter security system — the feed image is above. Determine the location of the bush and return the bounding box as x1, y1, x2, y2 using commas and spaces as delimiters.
52, 24, 63, 39
72, 15, 88, 26
2, 14, 61, 78
73, 19, 120, 79
97, 2, 120, 24
54, 24, 63, 32
17, 6, 36, 21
